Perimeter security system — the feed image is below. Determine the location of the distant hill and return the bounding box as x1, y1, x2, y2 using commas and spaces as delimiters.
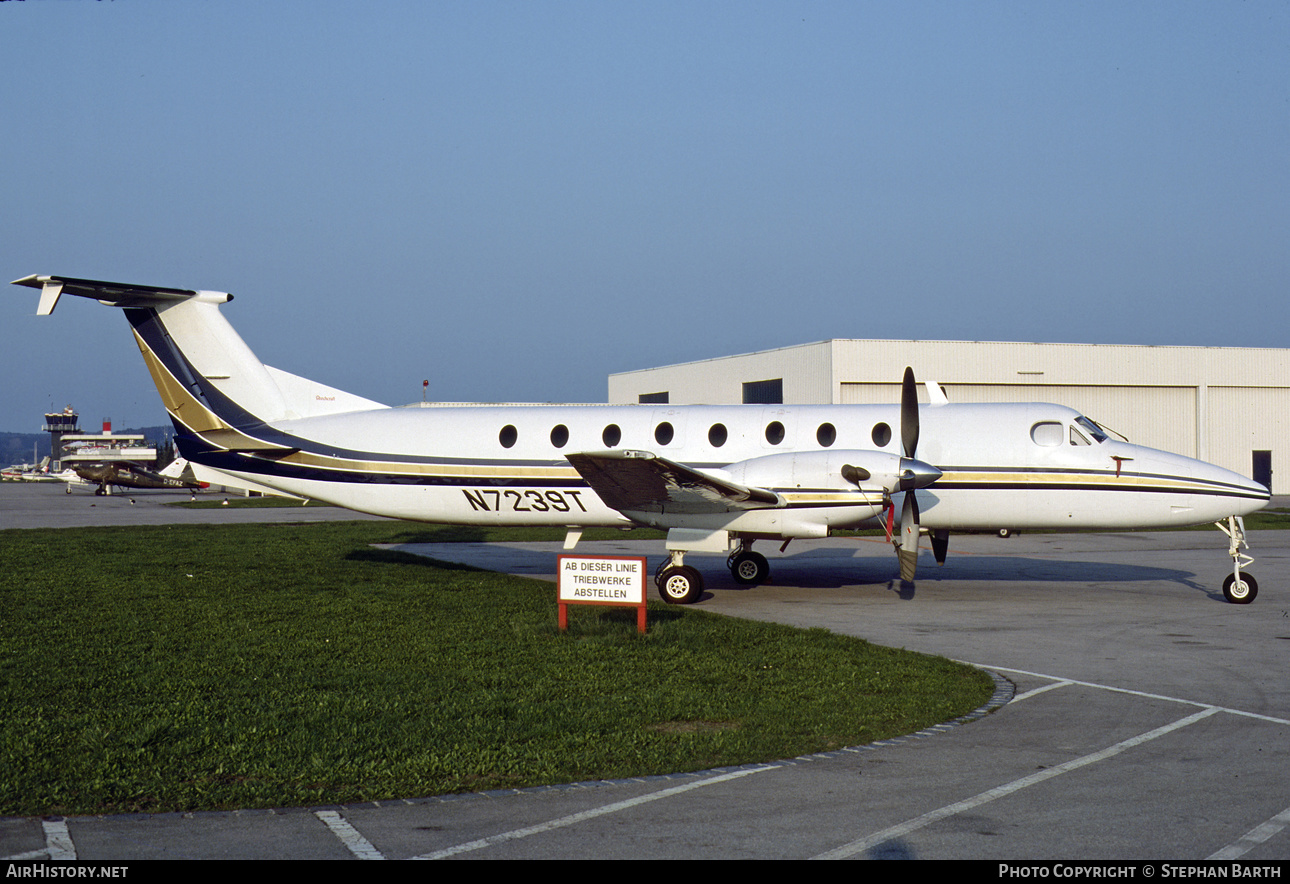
0, 432, 49, 465
0, 426, 172, 465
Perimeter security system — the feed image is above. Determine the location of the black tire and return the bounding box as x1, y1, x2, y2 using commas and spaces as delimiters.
729, 550, 770, 586
1223, 573, 1258, 604
657, 565, 703, 605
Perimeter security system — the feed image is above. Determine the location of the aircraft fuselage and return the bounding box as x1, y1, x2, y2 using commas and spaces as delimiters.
192, 399, 1266, 538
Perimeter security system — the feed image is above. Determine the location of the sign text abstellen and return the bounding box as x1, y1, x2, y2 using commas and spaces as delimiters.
558, 555, 647, 605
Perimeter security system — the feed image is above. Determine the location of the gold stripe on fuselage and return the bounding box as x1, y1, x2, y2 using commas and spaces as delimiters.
939, 470, 1243, 495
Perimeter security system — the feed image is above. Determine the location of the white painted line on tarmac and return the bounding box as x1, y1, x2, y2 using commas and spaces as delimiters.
1207, 804, 1290, 860
43, 819, 76, 860
983, 665, 1290, 725
811, 706, 1221, 860
315, 810, 385, 860
415, 764, 779, 860
1011, 679, 1074, 703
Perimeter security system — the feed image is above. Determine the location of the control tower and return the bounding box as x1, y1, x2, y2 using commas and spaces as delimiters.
42, 406, 80, 471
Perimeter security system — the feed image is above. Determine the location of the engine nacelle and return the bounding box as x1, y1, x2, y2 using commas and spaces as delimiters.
722, 449, 940, 494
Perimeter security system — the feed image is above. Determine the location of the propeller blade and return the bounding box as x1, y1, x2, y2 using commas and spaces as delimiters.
895, 367, 937, 583
898, 490, 920, 582
901, 366, 919, 459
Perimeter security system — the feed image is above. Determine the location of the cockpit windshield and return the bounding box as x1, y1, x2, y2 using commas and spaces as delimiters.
1074, 416, 1108, 443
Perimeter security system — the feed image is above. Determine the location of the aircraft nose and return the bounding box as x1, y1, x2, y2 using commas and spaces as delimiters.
1119, 444, 1269, 523
1234, 475, 1271, 514
1192, 458, 1269, 518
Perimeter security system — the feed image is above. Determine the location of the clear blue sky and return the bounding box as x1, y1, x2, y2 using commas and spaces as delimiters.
3, 1, 1287, 432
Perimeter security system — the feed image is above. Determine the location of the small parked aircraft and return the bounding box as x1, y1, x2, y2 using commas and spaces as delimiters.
67, 460, 206, 496
13, 274, 1269, 604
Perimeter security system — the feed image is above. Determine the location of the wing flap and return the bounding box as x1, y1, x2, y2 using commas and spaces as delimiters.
566, 450, 780, 515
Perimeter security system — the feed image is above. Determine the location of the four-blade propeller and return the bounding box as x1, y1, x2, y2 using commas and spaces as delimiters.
897, 366, 940, 582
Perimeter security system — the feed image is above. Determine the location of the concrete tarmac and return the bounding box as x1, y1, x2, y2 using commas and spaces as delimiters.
0, 480, 388, 530
3, 481, 1288, 861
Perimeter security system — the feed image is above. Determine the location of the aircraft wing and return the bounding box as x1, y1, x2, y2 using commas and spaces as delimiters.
566, 450, 780, 516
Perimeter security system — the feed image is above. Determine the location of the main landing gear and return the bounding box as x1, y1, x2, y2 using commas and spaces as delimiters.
1217, 515, 1258, 604
654, 541, 772, 605
728, 543, 769, 586
655, 553, 704, 605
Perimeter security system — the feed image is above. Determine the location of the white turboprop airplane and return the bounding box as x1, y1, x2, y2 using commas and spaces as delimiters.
13, 274, 1270, 604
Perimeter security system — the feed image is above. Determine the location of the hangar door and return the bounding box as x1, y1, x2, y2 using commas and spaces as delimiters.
1205, 386, 1290, 483
840, 383, 1197, 459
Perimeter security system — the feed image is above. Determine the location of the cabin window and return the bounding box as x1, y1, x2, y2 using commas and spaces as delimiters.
816, 422, 837, 447
550, 425, 569, 448
655, 422, 674, 445
708, 423, 728, 447
872, 422, 892, 447
602, 424, 621, 447
1030, 421, 1063, 447
499, 425, 518, 448
765, 421, 786, 445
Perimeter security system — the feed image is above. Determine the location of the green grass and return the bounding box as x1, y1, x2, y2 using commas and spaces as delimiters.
1245, 509, 1290, 530
0, 520, 991, 817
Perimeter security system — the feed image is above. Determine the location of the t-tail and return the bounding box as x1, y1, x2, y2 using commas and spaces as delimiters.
12, 275, 385, 485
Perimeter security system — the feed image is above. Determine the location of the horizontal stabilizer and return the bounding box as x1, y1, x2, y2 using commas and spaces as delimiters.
13, 274, 232, 315
566, 450, 780, 516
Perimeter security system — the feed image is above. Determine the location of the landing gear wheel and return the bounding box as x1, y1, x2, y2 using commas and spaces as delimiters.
657, 565, 703, 605
1223, 573, 1257, 604
729, 550, 769, 586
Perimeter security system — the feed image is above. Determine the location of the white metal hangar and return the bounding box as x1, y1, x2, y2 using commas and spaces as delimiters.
608, 340, 1290, 492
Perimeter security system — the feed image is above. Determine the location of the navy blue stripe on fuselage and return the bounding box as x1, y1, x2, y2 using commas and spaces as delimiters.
930, 465, 1267, 500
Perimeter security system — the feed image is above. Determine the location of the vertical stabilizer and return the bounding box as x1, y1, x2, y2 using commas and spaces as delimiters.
12, 275, 385, 439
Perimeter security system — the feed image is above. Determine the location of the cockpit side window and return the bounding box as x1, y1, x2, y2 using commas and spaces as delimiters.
1074, 416, 1108, 443
1070, 426, 1091, 446
1030, 421, 1063, 447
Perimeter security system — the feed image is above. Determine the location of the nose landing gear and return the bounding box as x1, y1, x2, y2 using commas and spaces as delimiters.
1217, 516, 1257, 604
